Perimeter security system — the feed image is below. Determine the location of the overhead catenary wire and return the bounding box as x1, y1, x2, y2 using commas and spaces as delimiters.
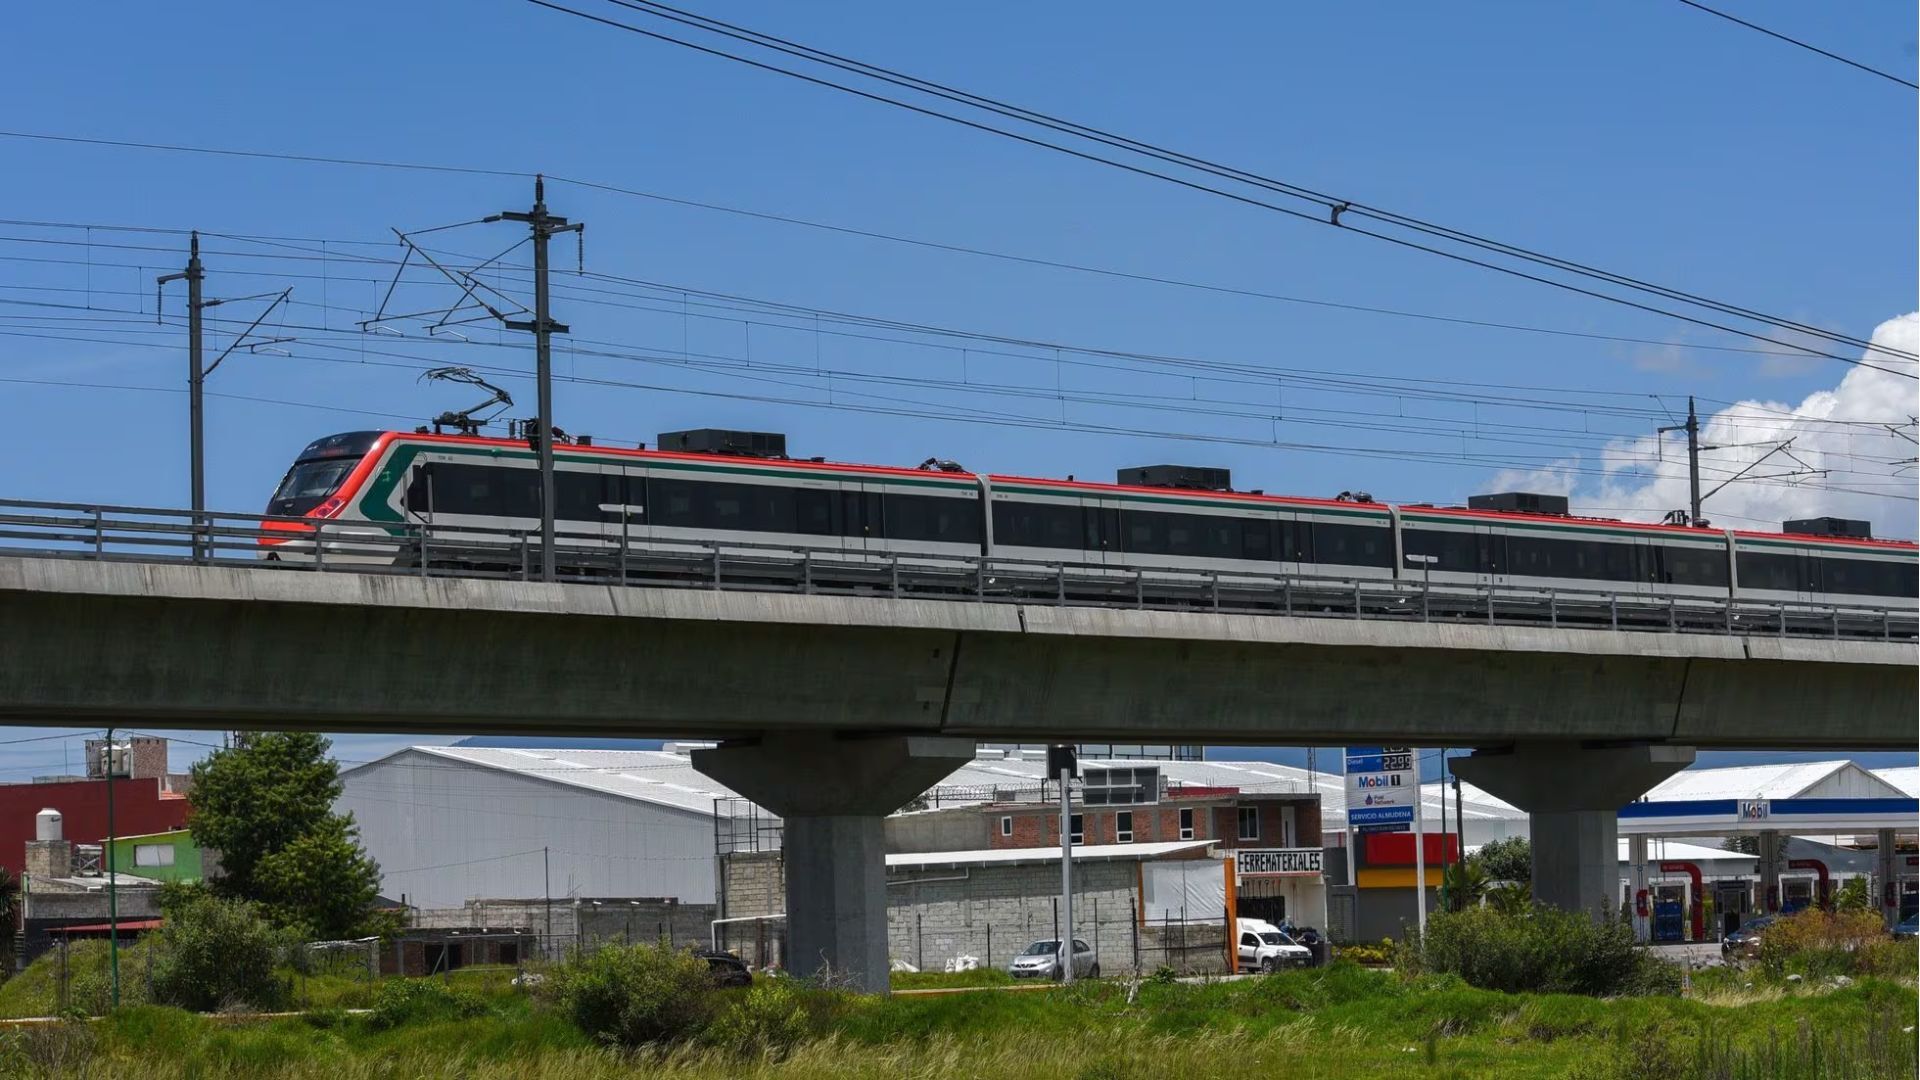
522, 0, 1916, 375
1674, 0, 1919, 90
9, 317, 1911, 502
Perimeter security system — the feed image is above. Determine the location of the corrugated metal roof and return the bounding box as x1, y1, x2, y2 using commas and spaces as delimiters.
350, 746, 757, 818
1643, 760, 1875, 801
1873, 767, 1920, 797
887, 839, 1215, 871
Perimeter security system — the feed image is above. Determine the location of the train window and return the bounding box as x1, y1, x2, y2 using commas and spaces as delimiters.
647, 477, 705, 529
423, 461, 539, 519
1117, 509, 1270, 560
1501, 534, 1639, 582
1814, 556, 1918, 598
1309, 521, 1393, 568
993, 500, 1088, 550
1243, 518, 1273, 560
1652, 543, 1729, 588
1736, 551, 1807, 592
1402, 528, 1482, 572
554, 471, 625, 524
885, 492, 982, 545
795, 488, 836, 535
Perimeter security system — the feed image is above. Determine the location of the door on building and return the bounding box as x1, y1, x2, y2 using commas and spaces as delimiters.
1327, 893, 1355, 944
1714, 881, 1749, 940
1238, 896, 1288, 924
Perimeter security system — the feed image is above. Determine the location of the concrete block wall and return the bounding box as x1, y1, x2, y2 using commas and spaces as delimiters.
885, 860, 1147, 974
410, 897, 714, 954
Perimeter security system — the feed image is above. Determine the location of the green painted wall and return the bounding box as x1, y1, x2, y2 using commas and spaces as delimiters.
105, 830, 203, 884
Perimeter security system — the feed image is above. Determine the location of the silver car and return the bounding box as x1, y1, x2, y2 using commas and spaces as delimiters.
1008, 938, 1099, 980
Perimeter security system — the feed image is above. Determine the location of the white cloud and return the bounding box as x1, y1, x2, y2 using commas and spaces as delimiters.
1493, 312, 1919, 537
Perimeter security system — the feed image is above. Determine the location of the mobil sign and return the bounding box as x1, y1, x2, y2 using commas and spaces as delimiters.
1346, 746, 1416, 827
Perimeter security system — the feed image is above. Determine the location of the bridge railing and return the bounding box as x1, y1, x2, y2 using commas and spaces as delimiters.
0, 498, 1910, 642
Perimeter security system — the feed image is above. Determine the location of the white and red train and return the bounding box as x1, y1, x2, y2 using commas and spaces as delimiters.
261, 429, 1918, 611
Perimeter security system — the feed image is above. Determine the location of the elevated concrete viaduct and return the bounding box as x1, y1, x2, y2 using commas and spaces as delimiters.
2, 557, 1911, 990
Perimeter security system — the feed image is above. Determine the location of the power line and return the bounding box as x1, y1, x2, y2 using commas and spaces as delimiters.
9, 294, 1914, 494
606, 0, 1911, 364
1675, 0, 1919, 90
524, 0, 1916, 376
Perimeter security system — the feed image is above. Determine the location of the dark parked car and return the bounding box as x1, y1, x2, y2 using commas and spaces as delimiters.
692, 947, 753, 987
1721, 915, 1777, 960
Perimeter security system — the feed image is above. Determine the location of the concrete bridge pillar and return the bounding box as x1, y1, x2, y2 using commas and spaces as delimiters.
692, 733, 974, 993
1452, 743, 1695, 919
1756, 829, 1784, 913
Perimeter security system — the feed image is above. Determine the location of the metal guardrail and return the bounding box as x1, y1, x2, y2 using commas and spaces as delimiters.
0, 498, 1911, 641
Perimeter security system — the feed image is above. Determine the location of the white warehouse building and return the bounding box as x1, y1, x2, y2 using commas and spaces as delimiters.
339, 745, 748, 908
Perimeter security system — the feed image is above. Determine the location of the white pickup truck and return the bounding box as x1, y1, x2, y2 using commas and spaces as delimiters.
1236, 918, 1313, 972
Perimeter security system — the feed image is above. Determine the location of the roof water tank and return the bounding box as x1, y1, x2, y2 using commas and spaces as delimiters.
35, 808, 62, 842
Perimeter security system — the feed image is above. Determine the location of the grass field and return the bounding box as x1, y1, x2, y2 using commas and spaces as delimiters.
0, 962, 1911, 1079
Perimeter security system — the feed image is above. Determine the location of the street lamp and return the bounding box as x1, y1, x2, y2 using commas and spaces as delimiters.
1404, 553, 1438, 619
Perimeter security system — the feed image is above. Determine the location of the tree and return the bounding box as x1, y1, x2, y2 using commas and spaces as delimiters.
1473, 836, 1531, 885
1441, 858, 1490, 911
187, 732, 384, 938
0, 867, 18, 975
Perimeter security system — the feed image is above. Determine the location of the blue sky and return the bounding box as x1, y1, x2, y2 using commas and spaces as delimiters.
1, 2, 1913, 778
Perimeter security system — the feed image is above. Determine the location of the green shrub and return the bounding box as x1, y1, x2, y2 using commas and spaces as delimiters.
550, 943, 716, 1049
1336, 942, 1393, 966
1757, 909, 1917, 982
365, 978, 495, 1030
704, 978, 812, 1058
149, 893, 289, 1013
1395, 905, 1677, 997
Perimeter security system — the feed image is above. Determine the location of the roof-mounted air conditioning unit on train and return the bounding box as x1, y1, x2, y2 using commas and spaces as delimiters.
1117, 465, 1232, 492
1468, 492, 1570, 516
1783, 516, 1871, 539
656, 429, 788, 459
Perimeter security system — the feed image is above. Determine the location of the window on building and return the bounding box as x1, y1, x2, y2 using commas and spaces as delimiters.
1238, 806, 1260, 841
1179, 807, 1195, 840
1070, 814, 1084, 846
1116, 811, 1134, 843
1000, 816, 1013, 838
133, 844, 174, 868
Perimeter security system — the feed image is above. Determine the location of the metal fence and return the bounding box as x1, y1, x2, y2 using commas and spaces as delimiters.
0, 498, 1910, 641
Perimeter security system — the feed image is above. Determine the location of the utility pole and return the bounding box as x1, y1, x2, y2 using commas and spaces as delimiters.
158, 236, 206, 561
494, 177, 584, 582
1049, 745, 1077, 984
102, 729, 121, 1009
1413, 750, 1427, 938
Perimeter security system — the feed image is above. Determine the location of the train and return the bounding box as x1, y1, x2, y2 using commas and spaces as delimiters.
259, 428, 1919, 611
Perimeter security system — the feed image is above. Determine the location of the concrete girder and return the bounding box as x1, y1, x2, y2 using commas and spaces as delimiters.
0, 558, 1911, 748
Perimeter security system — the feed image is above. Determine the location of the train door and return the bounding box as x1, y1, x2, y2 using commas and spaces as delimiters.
1086, 497, 1121, 568
841, 481, 883, 556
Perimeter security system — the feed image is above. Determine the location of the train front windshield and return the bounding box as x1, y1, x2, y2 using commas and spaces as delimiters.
265, 431, 383, 516
267, 460, 354, 516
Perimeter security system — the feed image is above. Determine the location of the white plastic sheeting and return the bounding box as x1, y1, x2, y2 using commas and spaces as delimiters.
1141, 858, 1227, 924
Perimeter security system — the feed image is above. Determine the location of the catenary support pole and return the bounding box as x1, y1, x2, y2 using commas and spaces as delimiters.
498, 177, 583, 582
158, 236, 206, 562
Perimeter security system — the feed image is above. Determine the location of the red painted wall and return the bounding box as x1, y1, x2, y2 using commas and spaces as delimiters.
0, 778, 189, 877
1362, 832, 1459, 867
